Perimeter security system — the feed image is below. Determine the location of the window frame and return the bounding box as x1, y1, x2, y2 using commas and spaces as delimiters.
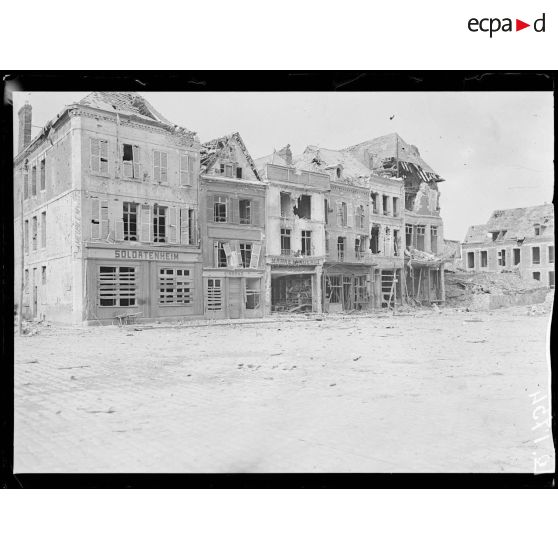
158, 267, 193, 306
123, 202, 139, 242
90, 138, 109, 176
153, 205, 167, 243
153, 150, 168, 184
301, 230, 312, 256
98, 265, 138, 308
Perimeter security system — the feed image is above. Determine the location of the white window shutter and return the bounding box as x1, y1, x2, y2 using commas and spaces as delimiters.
115, 220, 124, 241
347, 204, 354, 228
188, 154, 195, 186
180, 208, 190, 245
153, 150, 160, 182
161, 152, 168, 182
140, 205, 151, 242
180, 154, 189, 186
168, 207, 177, 243
91, 139, 100, 173
91, 198, 101, 240
250, 242, 262, 269
133, 146, 140, 179
101, 200, 109, 239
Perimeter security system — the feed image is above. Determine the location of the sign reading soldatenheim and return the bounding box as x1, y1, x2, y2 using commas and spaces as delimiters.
10, 77, 555, 484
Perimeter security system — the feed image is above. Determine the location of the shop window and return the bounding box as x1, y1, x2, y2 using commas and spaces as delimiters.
295, 195, 312, 219
467, 252, 475, 269
158, 268, 192, 305
41, 266, 47, 285
98, 266, 137, 307
301, 230, 312, 255
497, 250, 507, 266
532, 246, 540, 265
430, 226, 438, 253
240, 243, 252, 268
281, 228, 291, 255
122, 144, 140, 179
32, 216, 38, 251
481, 250, 488, 267
31, 165, 37, 196
239, 199, 252, 224
214, 196, 227, 223
405, 224, 413, 249
326, 275, 341, 304
416, 225, 425, 251
41, 211, 46, 248
23, 170, 29, 200
533, 271, 540, 281
280, 192, 291, 217
370, 225, 380, 254
207, 279, 223, 311
337, 236, 345, 261
549, 271, 555, 289
548, 245, 554, 264
245, 278, 261, 310
123, 202, 138, 241
513, 248, 521, 265
153, 150, 168, 183
153, 205, 167, 243
91, 138, 109, 175
40, 159, 46, 191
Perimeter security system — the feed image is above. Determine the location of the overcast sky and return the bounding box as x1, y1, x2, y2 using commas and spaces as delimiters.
13, 91, 553, 241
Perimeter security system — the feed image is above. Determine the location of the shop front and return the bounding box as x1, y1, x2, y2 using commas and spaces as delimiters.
84, 245, 203, 324
322, 264, 374, 313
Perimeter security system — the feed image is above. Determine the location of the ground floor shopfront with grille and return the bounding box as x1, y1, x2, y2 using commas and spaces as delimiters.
84, 245, 203, 324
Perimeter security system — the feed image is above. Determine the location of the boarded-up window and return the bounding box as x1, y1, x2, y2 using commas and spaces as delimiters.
98, 266, 137, 307
207, 279, 222, 311
91, 138, 109, 174
158, 268, 192, 305
153, 150, 168, 182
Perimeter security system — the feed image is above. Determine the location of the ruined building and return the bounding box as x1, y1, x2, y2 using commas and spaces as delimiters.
199, 132, 266, 318
461, 204, 555, 289
14, 93, 202, 323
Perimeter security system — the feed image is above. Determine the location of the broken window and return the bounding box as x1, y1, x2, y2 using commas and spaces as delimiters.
533, 271, 541, 281
467, 252, 475, 269
41, 265, 47, 285
513, 248, 521, 265
240, 243, 252, 268
371, 192, 379, 214
295, 195, 312, 219
534, 224, 541, 236
356, 205, 365, 229
354, 236, 362, 259
245, 278, 261, 310
549, 271, 555, 289
40, 211, 46, 248
326, 275, 342, 304
548, 245, 554, 263
280, 192, 291, 217
31, 165, 37, 196
215, 242, 228, 267
532, 246, 540, 264
405, 192, 415, 211
153, 205, 167, 243
393, 229, 400, 256
324, 199, 329, 225
40, 159, 46, 191
481, 250, 488, 267
207, 279, 223, 310
325, 232, 330, 255
98, 266, 137, 307
382, 195, 389, 216
405, 224, 413, 249
236, 167, 243, 179
153, 150, 168, 182
370, 225, 380, 254
497, 249, 506, 266
123, 202, 138, 241
336, 167, 342, 179
159, 268, 192, 305
214, 196, 227, 223
32, 216, 37, 251
122, 144, 140, 179
337, 236, 345, 261
493, 230, 507, 241
430, 226, 438, 253
301, 230, 312, 255
91, 138, 109, 175
416, 225, 425, 251
392, 197, 399, 217
239, 199, 251, 224
280, 228, 291, 255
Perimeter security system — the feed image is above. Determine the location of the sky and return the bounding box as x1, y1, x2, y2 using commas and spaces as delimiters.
12, 91, 554, 241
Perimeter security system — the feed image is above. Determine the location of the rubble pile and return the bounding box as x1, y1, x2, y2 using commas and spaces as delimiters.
527, 290, 554, 316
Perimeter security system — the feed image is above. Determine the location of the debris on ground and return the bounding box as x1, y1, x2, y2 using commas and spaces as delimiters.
526, 290, 554, 316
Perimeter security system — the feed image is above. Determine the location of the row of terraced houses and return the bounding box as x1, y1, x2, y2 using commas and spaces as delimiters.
14, 92, 449, 324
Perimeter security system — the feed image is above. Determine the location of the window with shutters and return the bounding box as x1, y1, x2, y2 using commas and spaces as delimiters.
31, 165, 37, 196
214, 197, 227, 223
153, 205, 167, 243
354, 236, 362, 259
122, 144, 140, 179
32, 216, 38, 251
207, 279, 223, 310
188, 209, 195, 244
281, 228, 291, 255
123, 202, 138, 241
40, 159, 46, 190
90, 138, 109, 175
240, 243, 252, 268
98, 266, 137, 307
239, 199, 251, 224
216, 242, 228, 267
41, 211, 46, 248
337, 236, 345, 261
153, 150, 168, 183
497, 249, 506, 266
24, 220, 29, 254
301, 230, 312, 256
158, 268, 192, 305
245, 278, 261, 310
180, 153, 195, 187
23, 171, 29, 200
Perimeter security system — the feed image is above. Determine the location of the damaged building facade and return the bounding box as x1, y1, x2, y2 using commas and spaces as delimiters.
461, 204, 555, 289
344, 133, 446, 305
199, 132, 266, 318
14, 93, 203, 324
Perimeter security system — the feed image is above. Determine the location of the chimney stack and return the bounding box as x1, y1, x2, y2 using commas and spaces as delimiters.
18, 101, 32, 153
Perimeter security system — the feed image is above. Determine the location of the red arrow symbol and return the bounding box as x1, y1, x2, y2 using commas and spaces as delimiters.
516, 19, 531, 31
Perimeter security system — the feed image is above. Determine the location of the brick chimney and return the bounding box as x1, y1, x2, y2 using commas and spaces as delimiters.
18, 101, 32, 153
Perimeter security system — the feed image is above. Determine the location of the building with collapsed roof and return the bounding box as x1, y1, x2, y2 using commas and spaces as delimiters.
461, 204, 555, 289
14, 92, 203, 324
199, 132, 267, 318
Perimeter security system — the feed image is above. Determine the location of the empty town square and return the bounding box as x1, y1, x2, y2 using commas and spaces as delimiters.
14, 303, 553, 474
